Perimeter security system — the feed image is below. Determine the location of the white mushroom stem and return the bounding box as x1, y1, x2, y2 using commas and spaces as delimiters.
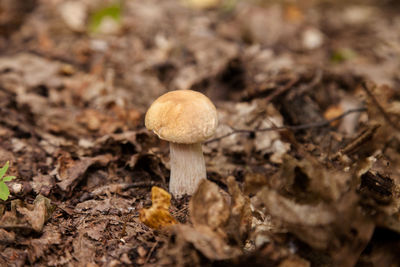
169, 142, 206, 197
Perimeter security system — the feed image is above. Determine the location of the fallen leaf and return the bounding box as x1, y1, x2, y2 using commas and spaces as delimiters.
172, 224, 241, 260
0, 195, 55, 233
56, 154, 113, 193
279, 256, 310, 267
254, 187, 336, 227
181, 0, 220, 10
139, 186, 177, 229
31, 174, 54, 196
72, 232, 97, 265
75, 197, 133, 214
94, 130, 148, 153
85, 221, 107, 241
189, 179, 230, 230
225, 176, 252, 243
0, 248, 27, 267
276, 154, 350, 202
58, 1, 87, 32
284, 4, 304, 23
324, 104, 343, 127
27, 224, 62, 263
253, 184, 375, 265
0, 228, 15, 243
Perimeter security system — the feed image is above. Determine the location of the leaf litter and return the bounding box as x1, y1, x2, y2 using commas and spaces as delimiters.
1, 0, 400, 266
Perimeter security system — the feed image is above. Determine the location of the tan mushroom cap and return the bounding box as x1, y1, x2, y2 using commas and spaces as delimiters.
145, 90, 218, 144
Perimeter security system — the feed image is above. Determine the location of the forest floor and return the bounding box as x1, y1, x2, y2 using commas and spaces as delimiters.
1, 0, 400, 266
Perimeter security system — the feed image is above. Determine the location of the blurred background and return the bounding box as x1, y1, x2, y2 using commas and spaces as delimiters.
1, 0, 400, 112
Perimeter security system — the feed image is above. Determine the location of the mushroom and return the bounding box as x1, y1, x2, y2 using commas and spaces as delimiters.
145, 90, 218, 197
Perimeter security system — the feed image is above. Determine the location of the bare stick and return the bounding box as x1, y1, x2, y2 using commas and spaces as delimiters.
361, 81, 400, 130
205, 108, 367, 144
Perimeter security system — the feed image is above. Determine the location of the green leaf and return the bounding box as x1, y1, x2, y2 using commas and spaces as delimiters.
0, 182, 10, 201
89, 2, 122, 33
331, 48, 357, 63
2, 176, 15, 182
0, 161, 10, 179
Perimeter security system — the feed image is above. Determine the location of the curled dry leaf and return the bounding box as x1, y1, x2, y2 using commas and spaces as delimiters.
189, 179, 230, 230
226, 176, 252, 243
27, 224, 62, 263
0, 195, 55, 233
254, 187, 336, 227
75, 197, 133, 214
277, 154, 350, 202
0, 247, 27, 267
170, 224, 242, 261
139, 186, 177, 229
94, 129, 149, 153
56, 153, 113, 193
252, 175, 375, 266
31, 174, 54, 196
0, 228, 15, 243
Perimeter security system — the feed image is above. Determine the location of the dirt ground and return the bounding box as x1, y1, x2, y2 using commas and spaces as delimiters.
1, 0, 400, 266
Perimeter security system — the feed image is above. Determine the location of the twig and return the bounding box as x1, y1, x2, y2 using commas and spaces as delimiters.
242, 75, 299, 101
26, 49, 85, 69
265, 76, 300, 102
205, 107, 367, 144
296, 69, 323, 95
361, 81, 399, 130
145, 240, 160, 264
330, 124, 380, 160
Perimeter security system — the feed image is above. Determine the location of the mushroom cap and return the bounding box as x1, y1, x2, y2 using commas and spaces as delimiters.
145, 90, 218, 144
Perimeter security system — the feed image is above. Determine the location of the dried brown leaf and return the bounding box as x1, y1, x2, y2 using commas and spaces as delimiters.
77, 107, 141, 135
94, 130, 150, 154
75, 197, 133, 214
0, 248, 27, 267
0, 228, 15, 243
172, 224, 241, 260
277, 154, 350, 202
31, 174, 54, 196
27, 224, 62, 263
279, 256, 310, 267
254, 187, 336, 226
56, 154, 112, 192
189, 179, 230, 230
72, 232, 97, 265
0, 195, 55, 233
226, 176, 252, 243
85, 221, 107, 241
253, 185, 375, 266
140, 186, 177, 229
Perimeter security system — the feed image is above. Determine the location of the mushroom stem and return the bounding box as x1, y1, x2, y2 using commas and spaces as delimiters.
169, 142, 206, 197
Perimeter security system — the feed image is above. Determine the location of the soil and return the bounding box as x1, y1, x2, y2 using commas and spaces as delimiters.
1, 0, 400, 266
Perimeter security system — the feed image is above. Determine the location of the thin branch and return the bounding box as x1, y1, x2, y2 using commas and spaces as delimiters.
361, 81, 399, 130
330, 124, 380, 160
205, 107, 367, 144
242, 75, 299, 101
265, 76, 300, 102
